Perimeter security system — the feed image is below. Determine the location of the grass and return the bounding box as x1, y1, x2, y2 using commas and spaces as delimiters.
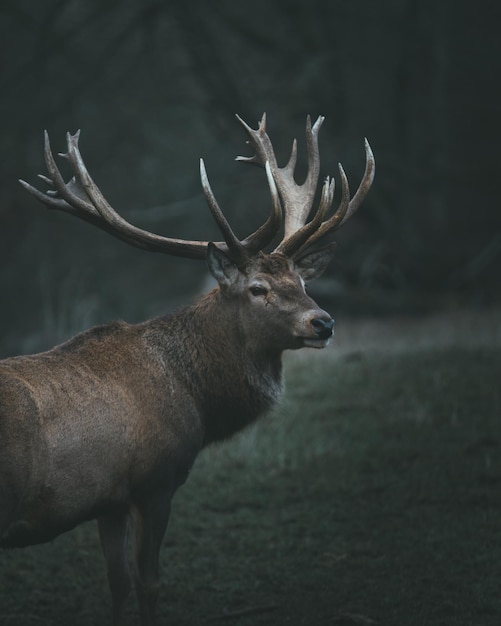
1, 309, 501, 625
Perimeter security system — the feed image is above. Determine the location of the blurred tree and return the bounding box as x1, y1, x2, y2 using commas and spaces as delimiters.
0, 0, 499, 354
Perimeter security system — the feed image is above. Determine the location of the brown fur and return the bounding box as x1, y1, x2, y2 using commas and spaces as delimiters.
0, 248, 334, 625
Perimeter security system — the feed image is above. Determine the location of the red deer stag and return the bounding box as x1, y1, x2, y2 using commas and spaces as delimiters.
3, 114, 374, 625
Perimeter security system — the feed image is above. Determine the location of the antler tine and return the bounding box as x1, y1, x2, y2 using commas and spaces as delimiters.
275, 175, 335, 256
200, 158, 282, 260
234, 113, 274, 167
199, 159, 248, 265
20, 130, 113, 225
287, 163, 350, 257
241, 161, 283, 254
236, 113, 324, 241
291, 139, 375, 256
336, 138, 375, 229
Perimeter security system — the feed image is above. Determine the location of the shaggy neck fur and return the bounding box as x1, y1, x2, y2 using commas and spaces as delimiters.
153, 288, 284, 446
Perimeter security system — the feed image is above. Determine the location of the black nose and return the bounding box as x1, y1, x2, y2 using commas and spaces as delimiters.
310, 317, 334, 339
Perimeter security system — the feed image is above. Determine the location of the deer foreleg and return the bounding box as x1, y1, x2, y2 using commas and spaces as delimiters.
132, 494, 171, 626
98, 511, 132, 626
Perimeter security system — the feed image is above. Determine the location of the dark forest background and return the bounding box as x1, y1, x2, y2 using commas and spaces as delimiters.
0, 0, 499, 357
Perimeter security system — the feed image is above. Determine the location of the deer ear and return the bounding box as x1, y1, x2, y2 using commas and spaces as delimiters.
294, 243, 337, 282
206, 243, 240, 287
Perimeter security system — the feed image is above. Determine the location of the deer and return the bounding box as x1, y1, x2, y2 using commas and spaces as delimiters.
1, 114, 374, 625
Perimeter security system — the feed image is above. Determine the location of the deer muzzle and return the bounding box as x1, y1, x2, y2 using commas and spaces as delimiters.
301, 313, 334, 349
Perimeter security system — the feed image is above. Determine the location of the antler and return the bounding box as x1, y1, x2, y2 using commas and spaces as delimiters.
19, 130, 283, 265
20, 117, 374, 265
236, 113, 375, 258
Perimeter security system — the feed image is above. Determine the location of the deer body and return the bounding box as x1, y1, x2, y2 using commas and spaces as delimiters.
0, 272, 299, 546
4, 114, 374, 625
0, 317, 202, 549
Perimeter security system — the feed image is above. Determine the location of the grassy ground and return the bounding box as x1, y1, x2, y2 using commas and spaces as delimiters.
1, 309, 500, 625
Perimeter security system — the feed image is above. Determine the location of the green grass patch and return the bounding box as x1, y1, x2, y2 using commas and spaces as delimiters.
1, 325, 500, 625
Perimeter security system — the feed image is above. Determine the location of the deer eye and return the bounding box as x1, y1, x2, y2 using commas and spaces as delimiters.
249, 285, 268, 297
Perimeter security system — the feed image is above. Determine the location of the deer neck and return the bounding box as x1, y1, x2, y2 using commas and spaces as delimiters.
160, 288, 284, 445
